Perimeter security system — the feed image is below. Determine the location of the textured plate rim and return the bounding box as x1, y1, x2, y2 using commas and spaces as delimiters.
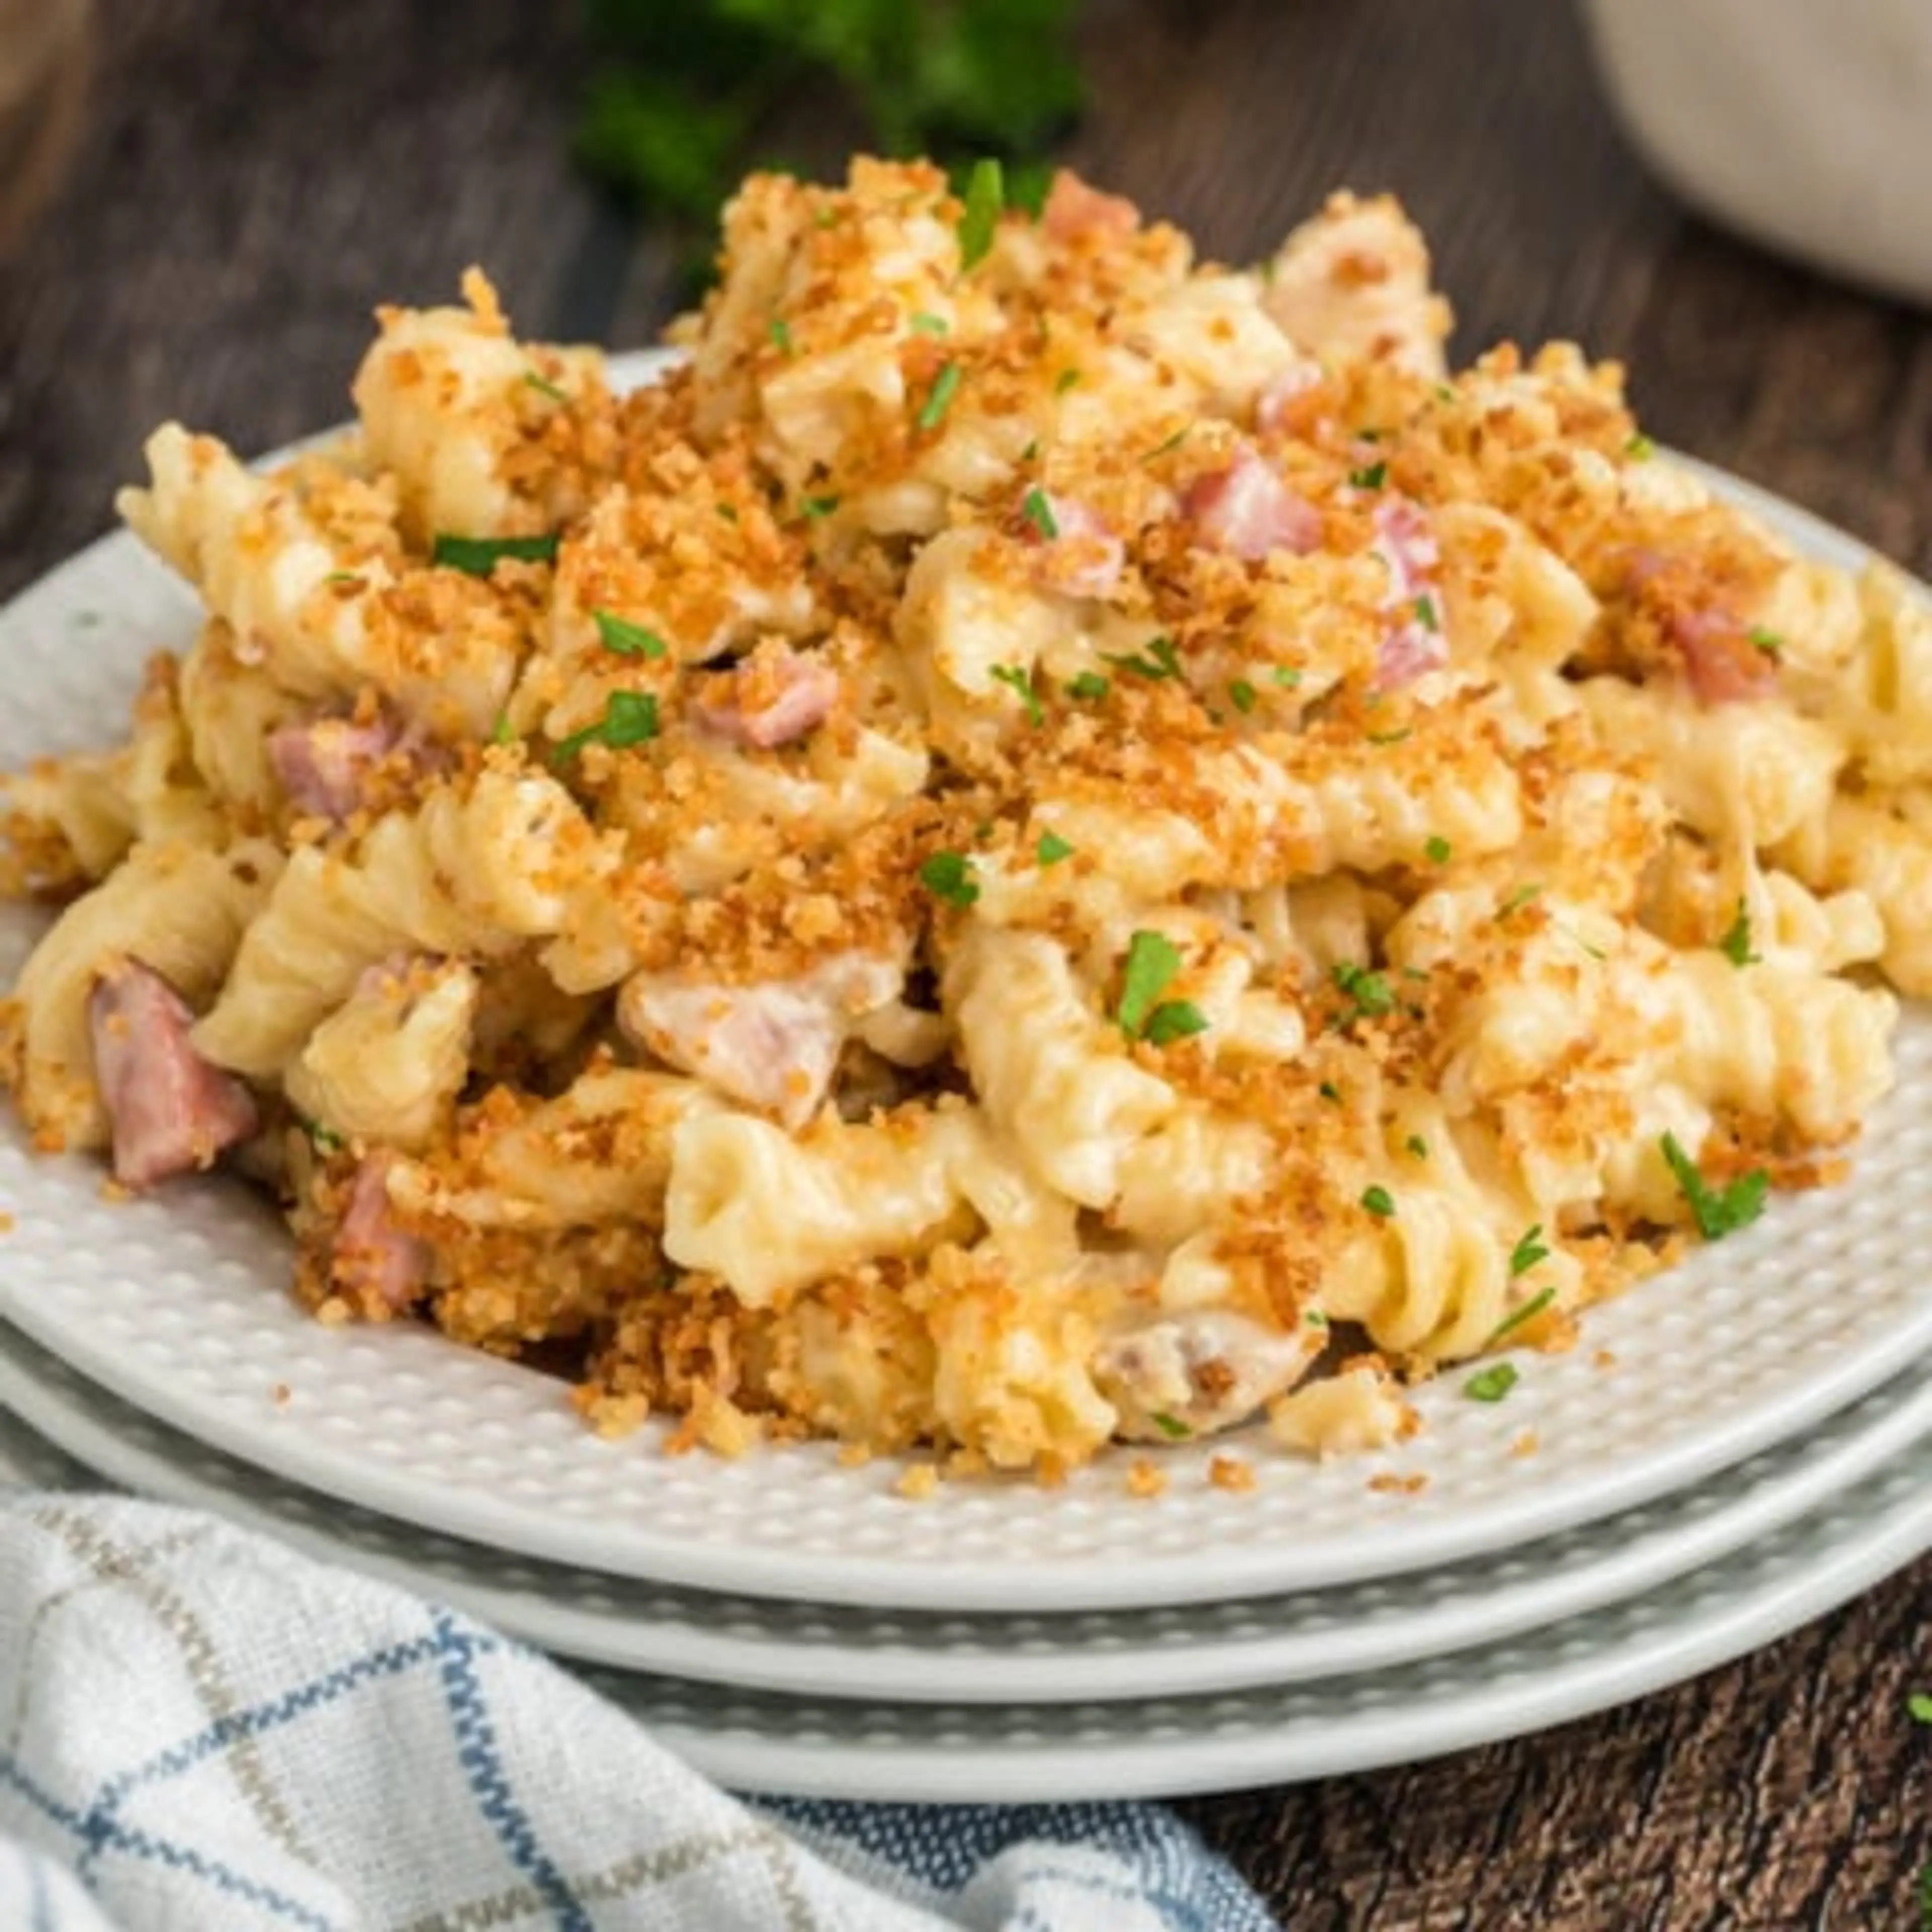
2, 382, 1930, 1610
6, 1313, 1932, 1706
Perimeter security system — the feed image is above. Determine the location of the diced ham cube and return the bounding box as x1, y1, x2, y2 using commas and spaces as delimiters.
1674, 610, 1779, 706
691, 647, 839, 750
269, 713, 405, 822
1041, 170, 1142, 244
1369, 497, 1449, 690
88, 960, 257, 1189
332, 1153, 430, 1314
1182, 450, 1322, 561
1024, 493, 1125, 600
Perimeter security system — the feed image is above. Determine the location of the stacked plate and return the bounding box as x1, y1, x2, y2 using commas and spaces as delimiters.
2, 427, 1931, 1802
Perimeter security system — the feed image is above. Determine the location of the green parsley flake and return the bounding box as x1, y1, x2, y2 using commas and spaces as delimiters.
305, 1119, 348, 1154
1464, 1362, 1519, 1403
1626, 432, 1655, 460
1104, 635, 1183, 681
1035, 830, 1074, 866
1021, 487, 1059, 539
1488, 1285, 1556, 1349
1116, 930, 1185, 1038
431, 532, 559, 576
956, 157, 1004, 270
1149, 1410, 1192, 1439
1304, 1308, 1330, 1328
1718, 897, 1758, 967
715, 503, 739, 523
1499, 883, 1543, 917
1054, 368, 1081, 394
1318, 1081, 1342, 1104
591, 609, 668, 659
908, 311, 949, 336
524, 370, 569, 404
801, 494, 841, 519
917, 362, 962, 432
1144, 1000, 1209, 1046
1366, 727, 1412, 746
1747, 625, 1784, 657
1424, 835, 1452, 865
1348, 460, 1388, 490
1360, 1185, 1396, 1219
1141, 426, 1190, 462
490, 712, 516, 746
1066, 671, 1110, 701
1507, 1224, 1551, 1280
988, 663, 1044, 725
1405, 1134, 1428, 1159
1414, 594, 1438, 630
1909, 1692, 1932, 1723
550, 689, 660, 765
918, 850, 980, 907
1660, 1132, 1769, 1241
1271, 666, 1303, 687
324, 570, 362, 587
1332, 961, 1396, 1022
1228, 678, 1258, 715
767, 317, 795, 354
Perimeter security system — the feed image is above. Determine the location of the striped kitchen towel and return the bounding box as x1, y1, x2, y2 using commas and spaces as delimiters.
0, 1481, 1276, 1930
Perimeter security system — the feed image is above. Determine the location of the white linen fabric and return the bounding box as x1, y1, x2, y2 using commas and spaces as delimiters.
0, 1414, 1275, 1932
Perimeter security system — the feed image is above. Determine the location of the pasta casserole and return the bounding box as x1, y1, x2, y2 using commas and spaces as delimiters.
3, 158, 1925, 1480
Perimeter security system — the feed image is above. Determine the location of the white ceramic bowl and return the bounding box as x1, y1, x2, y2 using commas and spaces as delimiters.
1582, 0, 1932, 304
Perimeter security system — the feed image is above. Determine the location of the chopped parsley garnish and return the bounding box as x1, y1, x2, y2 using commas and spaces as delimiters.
1020, 487, 1059, 539
591, 609, 669, 659
1149, 1410, 1192, 1439
1660, 1132, 1769, 1241
1141, 426, 1189, 462
918, 850, 980, 907
1424, 835, 1452, 864
490, 712, 516, 746
1332, 961, 1396, 1022
550, 689, 660, 765
767, 317, 795, 354
1348, 460, 1388, 490
1414, 594, 1439, 630
1909, 1692, 1932, 1723
430, 532, 559, 576
1116, 930, 1196, 1041
908, 311, 949, 336
1366, 727, 1413, 746
1035, 830, 1074, 866
1066, 671, 1110, 701
1360, 1185, 1396, 1219
1405, 1134, 1428, 1159
1434, 383, 1456, 404
1464, 1362, 1519, 1403
1488, 1285, 1556, 1349
956, 157, 1004, 269
524, 369, 569, 403
714, 503, 739, 523
305, 1119, 347, 1154
1104, 635, 1183, 681
1626, 432, 1655, 459
1747, 625, 1784, 657
1318, 1081, 1342, 1103
324, 570, 362, 587
800, 494, 841, 519
917, 362, 962, 431
1054, 368, 1081, 394
1144, 1001, 1209, 1046
1499, 883, 1543, 917
988, 663, 1043, 725
1304, 1308, 1330, 1328
1507, 1224, 1551, 1280
1228, 678, 1258, 715
1271, 666, 1303, 688
1718, 898, 1758, 967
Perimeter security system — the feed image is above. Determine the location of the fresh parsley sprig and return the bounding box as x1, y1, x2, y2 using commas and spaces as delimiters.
1660, 1132, 1769, 1240
1116, 930, 1207, 1045
550, 690, 660, 765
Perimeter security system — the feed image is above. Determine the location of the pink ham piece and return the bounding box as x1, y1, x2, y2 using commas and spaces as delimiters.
1674, 611, 1778, 705
88, 959, 257, 1189
1369, 496, 1449, 690
1182, 450, 1322, 562
269, 713, 405, 822
1024, 492, 1125, 600
690, 648, 839, 750
1041, 169, 1141, 244
333, 1153, 430, 1314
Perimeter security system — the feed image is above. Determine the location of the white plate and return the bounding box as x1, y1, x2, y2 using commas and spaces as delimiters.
5, 1316, 1931, 1706
2, 383, 1929, 1609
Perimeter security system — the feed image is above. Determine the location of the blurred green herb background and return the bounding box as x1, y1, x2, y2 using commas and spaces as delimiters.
575, 0, 1082, 224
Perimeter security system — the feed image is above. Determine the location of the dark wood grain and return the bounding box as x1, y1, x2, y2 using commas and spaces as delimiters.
1, 4, 1928, 1927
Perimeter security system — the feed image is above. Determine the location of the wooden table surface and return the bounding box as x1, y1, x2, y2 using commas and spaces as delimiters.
2, 3, 1927, 1925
